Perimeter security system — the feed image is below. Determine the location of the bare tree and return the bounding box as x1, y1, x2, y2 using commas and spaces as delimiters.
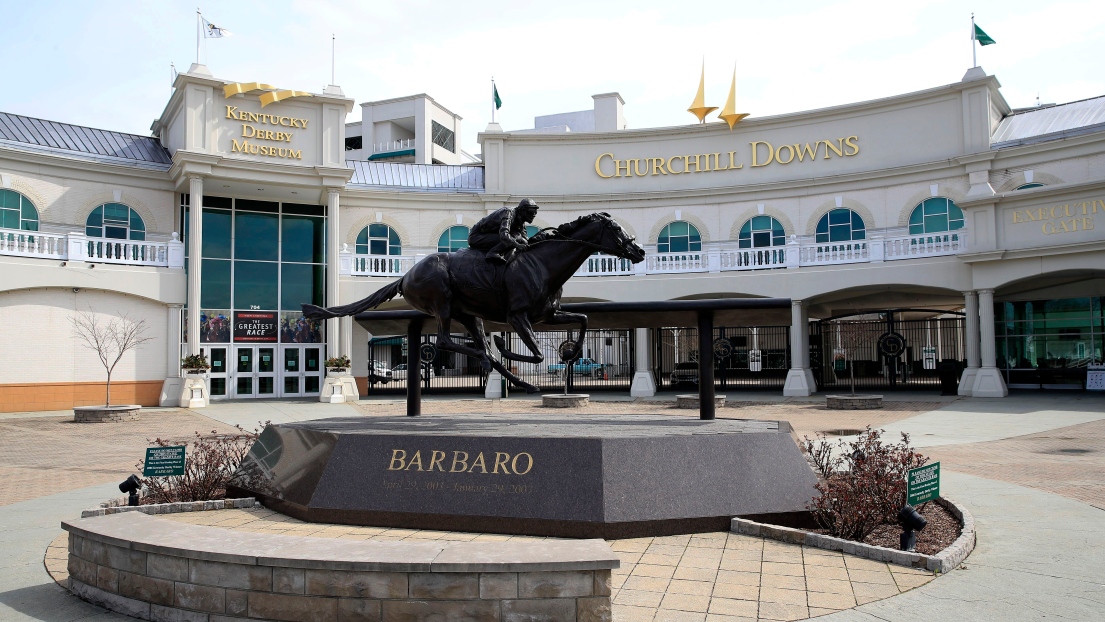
831, 319, 878, 396
71, 308, 154, 406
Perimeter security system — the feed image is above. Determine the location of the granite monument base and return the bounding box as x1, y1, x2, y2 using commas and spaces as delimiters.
230, 414, 819, 539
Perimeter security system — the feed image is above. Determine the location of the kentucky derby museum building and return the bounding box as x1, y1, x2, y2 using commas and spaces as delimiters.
1, 63, 1103, 411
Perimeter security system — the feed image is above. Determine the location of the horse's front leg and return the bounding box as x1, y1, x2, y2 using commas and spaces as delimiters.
495, 312, 545, 364
546, 310, 588, 360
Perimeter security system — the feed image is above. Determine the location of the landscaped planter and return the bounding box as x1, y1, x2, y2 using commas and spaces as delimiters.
676, 394, 726, 409
543, 393, 589, 408
73, 405, 141, 423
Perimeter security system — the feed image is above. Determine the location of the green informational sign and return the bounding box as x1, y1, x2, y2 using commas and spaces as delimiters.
143, 446, 186, 477
907, 462, 940, 505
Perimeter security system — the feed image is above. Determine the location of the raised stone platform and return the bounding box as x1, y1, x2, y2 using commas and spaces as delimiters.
62, 511, 617, 622
73, 405, 141, 422
542, 394, 589, 408
230, 413, 819, 539
826, 394, 884, 410
675, 394, 726, 409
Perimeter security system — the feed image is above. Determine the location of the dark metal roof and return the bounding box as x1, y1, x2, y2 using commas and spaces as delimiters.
992, 95, 1105, 148
0, 111, 172, 168
347, 160, 483, 191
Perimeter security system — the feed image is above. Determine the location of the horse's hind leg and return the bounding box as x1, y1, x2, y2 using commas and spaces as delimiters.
455, 313, 538, 393
493, 312, 545, 364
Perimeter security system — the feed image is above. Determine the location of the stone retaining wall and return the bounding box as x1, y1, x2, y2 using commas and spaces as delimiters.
63, 512, 618, 622
73, 405, 141, 422
731, 497, 975, 573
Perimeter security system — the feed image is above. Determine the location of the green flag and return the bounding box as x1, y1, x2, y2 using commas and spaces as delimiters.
974, 24, 996, 46
493, 83, 502, 110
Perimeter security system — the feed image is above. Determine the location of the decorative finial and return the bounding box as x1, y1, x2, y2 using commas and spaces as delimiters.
717, 67, 749, 130
687, 60, 718, 123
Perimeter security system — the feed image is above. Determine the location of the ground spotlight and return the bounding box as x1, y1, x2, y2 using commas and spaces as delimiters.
898, 504, 928, 551
119, 474, 141, 507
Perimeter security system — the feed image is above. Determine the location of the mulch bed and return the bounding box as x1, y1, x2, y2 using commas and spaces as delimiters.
860, 501, 961, 555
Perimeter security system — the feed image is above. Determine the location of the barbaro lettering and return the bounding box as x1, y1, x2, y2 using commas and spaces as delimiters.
387, 449, 534, 475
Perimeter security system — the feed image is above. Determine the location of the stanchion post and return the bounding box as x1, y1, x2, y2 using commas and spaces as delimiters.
698, 310, 715, 420
407, 318, 423, 417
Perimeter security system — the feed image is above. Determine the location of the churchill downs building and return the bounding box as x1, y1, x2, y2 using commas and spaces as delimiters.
2, 62, 1103, 411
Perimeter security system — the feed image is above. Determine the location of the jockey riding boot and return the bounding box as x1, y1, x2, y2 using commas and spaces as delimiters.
487, 252, 508, 264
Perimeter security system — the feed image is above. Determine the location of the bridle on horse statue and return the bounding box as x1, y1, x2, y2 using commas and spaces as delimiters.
526, 218, 635, 257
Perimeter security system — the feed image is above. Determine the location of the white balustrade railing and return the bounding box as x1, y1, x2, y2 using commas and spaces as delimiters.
883, 231, 966, 260
718, 247, 787, 271
0, 227, 183, 268
647, 251, 706, 273
348, 254, 416, 277
798, 241, 870, 266
373, 139, 415, 153
575, 254, 636, 277
0, 229, 67, 260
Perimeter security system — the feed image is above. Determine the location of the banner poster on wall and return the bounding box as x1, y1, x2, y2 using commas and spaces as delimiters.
233, 311, 278, 342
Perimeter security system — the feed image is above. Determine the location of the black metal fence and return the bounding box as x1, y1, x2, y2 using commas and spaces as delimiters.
653, 326, 791, 391
364, 329, 634, 395
812, 313, 965, 391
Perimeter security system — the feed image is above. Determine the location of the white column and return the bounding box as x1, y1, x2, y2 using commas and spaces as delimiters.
630, 327, 656, 397
799, 302, 817, 390
971, 288, 1008, 397
784, 299, 814, 396
159, 304, 185, 406
326, 189, 341, 360
186, 176, 203, 356
958, 291, 980, 395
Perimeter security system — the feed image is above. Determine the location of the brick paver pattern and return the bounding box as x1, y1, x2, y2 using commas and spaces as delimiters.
143, 507, 936, 622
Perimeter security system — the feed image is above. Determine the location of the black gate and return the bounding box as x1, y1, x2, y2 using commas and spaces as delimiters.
366, 333, 487, 395
813, 310, 965, 392
654, 326, 790, 391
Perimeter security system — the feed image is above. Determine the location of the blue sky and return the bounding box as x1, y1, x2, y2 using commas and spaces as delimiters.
2, 0, 1102, 154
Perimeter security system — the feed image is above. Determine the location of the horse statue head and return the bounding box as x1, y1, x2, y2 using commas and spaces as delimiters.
533, 212, 646, 263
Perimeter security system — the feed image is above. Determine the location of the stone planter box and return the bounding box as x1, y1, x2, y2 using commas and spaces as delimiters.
73, 405, 141, 423
676, 394, 726, 409
826, 394, 883, 409
543, 393, 589, 408
63, 511, 618, 622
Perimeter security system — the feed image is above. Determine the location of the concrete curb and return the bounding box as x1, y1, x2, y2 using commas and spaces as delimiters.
730, 497, 975, 574
80, 496, 258, 518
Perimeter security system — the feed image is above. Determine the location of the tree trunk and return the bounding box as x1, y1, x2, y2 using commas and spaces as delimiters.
849, 360, 856, 396
105, 371, 112, 406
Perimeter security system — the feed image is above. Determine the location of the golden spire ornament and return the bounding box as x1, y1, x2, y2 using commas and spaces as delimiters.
718, 67, 749, 130
687, 61, 718, 123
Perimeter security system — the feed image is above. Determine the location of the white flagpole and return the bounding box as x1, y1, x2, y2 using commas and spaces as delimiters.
331, 34, 336, 85
491, 78, 495, 124
196, 8, 201, 64
971, 13, 977, 68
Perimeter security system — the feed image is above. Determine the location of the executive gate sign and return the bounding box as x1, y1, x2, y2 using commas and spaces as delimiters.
907, 462, 941, 505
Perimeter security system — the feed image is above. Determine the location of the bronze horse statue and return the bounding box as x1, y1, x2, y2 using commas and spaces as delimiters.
303, 212, 646, 392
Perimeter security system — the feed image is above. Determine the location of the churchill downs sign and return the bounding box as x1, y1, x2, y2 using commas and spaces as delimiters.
595, 135, 860, 179
225, 105, 308, 160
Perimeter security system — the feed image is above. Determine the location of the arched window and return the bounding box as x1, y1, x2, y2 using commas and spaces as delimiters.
907, 198, 964, 235
1015, 183, 1044, 190
356, 224, 401, 255
437, 225, 469, 252
86, 203, 145, 240
815, 209, 865, 243
0, 189, 39, 231
657, 221, 701, 253
737, 216, 785, 248
525, 225, 539, 238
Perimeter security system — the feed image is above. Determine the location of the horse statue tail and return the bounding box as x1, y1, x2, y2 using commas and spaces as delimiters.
302, 278, 402, 320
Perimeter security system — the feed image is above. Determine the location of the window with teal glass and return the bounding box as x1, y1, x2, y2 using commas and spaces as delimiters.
657, 221, 701, 253
281, 263, 325, 308
234, 261, 278, 310
1015, 183, 1044, 190
437, 226, 469, 252
200, 259, 232, 308
0, 189, 39, 231
201, 209, 231, 258
356, 224, 402, 255
907, 198, 964, 235
526, 225, 539, 238
737, 216, 785, 248
234, 211, 278, 261
815, 209, 865, 243
282, 214, 325, 263
85, 203, 145, 240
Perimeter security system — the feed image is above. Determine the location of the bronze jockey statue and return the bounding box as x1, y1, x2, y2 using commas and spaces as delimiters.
468, 198, 539, 264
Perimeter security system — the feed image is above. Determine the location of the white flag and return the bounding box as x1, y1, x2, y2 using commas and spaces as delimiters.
202, 17, 231, 38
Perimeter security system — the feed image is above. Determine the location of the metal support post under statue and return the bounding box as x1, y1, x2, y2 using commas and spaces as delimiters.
698, 310, 715, 420
407, 318, 423, 416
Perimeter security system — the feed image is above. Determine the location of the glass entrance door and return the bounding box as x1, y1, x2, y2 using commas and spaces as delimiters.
232, 346, 277, 398
280, 345, 323, 397
205, 347, 228, 400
